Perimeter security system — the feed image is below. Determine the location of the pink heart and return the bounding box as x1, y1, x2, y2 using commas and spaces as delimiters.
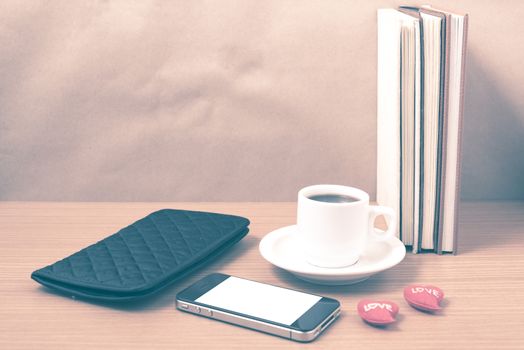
357, 299, 399, 325
404, 284, 445, 312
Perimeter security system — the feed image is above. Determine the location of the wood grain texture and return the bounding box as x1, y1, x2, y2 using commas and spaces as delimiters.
1, 201, 523, 349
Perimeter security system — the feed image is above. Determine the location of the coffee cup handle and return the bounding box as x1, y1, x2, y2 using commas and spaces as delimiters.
368, 205, 397, 240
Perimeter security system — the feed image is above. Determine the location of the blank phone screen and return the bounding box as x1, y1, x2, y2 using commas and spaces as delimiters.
195, 276, 321, 325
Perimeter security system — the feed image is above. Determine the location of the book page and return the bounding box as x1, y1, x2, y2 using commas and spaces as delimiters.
420, 12, 442, 250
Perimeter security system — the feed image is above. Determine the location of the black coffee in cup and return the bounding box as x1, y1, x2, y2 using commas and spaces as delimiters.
307, 194, 359, 203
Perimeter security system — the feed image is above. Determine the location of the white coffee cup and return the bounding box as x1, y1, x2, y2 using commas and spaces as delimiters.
297, 184, 396, 268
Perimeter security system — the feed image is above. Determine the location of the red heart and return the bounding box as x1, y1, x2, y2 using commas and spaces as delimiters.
357, 299, 399, 325
404, 284, 444, 312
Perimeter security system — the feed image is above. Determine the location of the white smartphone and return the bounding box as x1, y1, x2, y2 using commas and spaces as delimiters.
176, 273, 340, 342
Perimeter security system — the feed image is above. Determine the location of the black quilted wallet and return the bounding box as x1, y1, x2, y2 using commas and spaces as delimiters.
31, 209, 249, 301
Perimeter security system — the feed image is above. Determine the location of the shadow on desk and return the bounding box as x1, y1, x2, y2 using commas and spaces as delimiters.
457, 201, 524, 254
36, 235, 259, 312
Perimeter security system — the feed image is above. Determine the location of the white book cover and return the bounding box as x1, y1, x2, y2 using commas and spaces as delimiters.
377, 9, 401, 238
377, 9, 421, 246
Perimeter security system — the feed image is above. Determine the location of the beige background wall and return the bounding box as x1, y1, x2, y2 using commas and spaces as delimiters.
1, 0, 523, 201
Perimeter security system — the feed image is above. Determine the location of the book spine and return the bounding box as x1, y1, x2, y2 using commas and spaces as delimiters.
412, 18, 422, 254
416, 15, 425, 254
453, 14, 469, 255
436, 14, 452, 255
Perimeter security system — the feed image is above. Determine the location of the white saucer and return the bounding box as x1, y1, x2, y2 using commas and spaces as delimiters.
259, 225, 406, 285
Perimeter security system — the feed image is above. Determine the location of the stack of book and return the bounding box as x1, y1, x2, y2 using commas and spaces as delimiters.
376, 5, 468, 254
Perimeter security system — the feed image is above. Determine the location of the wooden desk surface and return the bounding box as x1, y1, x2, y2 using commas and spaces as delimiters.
1, 202, 524, 349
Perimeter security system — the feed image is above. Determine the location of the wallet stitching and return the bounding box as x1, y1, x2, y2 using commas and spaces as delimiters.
204, 212, 226, 237
131, 223, 166, 276
116, 230, 149, 284
100, 240, 125, 286
147, 213, 180, 267
66, 256, 78, 279
83, 247, 104, 284
184, 211, 208, 246
175, 211, 201, 255
163, 211, 196, 256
